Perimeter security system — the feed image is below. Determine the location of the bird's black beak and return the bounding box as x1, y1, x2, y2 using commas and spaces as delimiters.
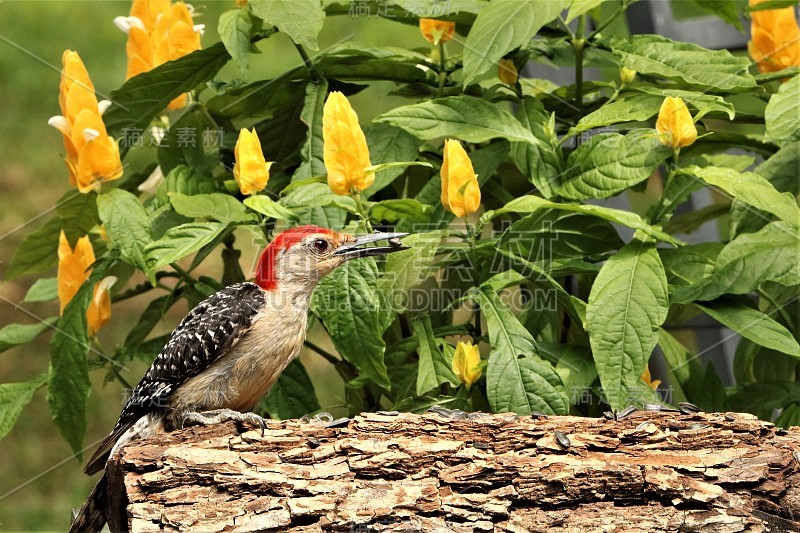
334, 231, 410, 259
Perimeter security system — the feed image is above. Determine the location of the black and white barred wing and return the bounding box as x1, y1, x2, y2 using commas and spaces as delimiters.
84, 282, 266, 474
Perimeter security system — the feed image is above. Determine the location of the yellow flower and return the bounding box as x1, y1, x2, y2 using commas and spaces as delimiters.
57, 232, 116, 336
419, 18, 455, 45
233, 128, 272, 195
619, 66, 637, 84
49, 51, 123, 193
640, 366, 662, 391
322, 91, 372, 196
748, 0, 800, 74
497, 58, 518, 85
440, 139, 480, 217
656, 96, 697, 149
115, 0, 202, 109
451, 341, 482, 389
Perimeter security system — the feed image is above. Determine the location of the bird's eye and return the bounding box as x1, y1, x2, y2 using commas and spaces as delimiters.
311, 238, 330, 253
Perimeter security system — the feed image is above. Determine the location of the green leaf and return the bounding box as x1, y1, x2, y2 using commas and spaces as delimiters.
473, 285, 569, 415
243, 195, 297, 221
697, 222, 800, 300
493, 249, 582, 323
487, 195, 681, 245
664, 201, 731, 235
315, 43, 437, 85
688, 0, 743, 31
292, 79, 328, 182
374, 96, 537, 144
681, 165, 800, 229
369, 199, 431, 224
657, 328, 702, 388
378, 231, 441, 322
145, 222, 227, 272
765, 74, 800, 142
683, 361, 728, 412
659, 242, 724, 288
164, 165, 223, 195
587, 240, 669, 410
558, 129, 671, 200
463, 0, 569, 85
56, 191, 99, 246
510, 96, 562, 198
0, 374, 47, 440
566, 0, 609, 22
412, 316, 459, 394
260, 359, 321, 419
500, 209, 623, 261
312, 257, 390, 388
696, 300, 799, 357
552, 344, 597, 401
104, 43, 231, 143
730, 381, 800, 413
364, 124, 420, 195
158, 106, 220, 176
250, 0, 325, 50
169, 192, 252, 224
0, 319, 57, 353
23, 278, 58, 303
218, 8, 254, 76
730, 141, 799, 236
6, 217, 61, 279
575, 94, 662, 133
777, 403, 800, 428
206, 73, 297, 122
48, 263, 108, 455
97, 189, 152, 271
608, 35, 756, 92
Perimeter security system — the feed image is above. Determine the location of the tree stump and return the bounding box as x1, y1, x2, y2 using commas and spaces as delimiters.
105, 410, 800, 532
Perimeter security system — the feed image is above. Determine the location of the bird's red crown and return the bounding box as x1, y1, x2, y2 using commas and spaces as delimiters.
255, 225, 342, 290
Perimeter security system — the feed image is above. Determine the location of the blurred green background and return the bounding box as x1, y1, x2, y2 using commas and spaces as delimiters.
0, 2, 425, 529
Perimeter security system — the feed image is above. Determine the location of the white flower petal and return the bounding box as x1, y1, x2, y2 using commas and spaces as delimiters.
48, 115, 71, 135
97, 100, 112, 115
113, 16, 131, 33
93, 276, 118, 306
83, 128, 101, 142
114, 16, 145, 34
138, 165, 165, 195
193, 24, 205, 35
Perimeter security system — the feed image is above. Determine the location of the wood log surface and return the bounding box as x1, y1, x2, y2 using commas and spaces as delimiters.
105, 409, 800, 532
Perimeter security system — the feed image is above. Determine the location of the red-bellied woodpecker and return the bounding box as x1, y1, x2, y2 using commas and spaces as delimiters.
70, 225, 408, 533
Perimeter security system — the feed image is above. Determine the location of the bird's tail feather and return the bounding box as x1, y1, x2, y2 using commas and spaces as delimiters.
69, 471, 108, 533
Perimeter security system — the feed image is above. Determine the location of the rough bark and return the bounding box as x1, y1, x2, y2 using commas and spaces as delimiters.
107, 410, 800, 532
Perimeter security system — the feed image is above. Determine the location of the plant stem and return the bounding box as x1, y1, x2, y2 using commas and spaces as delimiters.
437, 41, 447, 97
293, 42, 320, 82
588, 0, 631, 41
573, 15, 587, 118
352, 191, 373, 231
170, 263, 198, 286
304, 340, 340, 366
467, 221, 482, 339
556, 16, 575, 39
757, 288, 794, 328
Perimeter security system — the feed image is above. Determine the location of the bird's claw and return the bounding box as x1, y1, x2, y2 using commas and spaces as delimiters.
181, 408, 266, 436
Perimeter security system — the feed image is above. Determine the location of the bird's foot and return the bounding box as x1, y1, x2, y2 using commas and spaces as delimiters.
181, 408, 266, 436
